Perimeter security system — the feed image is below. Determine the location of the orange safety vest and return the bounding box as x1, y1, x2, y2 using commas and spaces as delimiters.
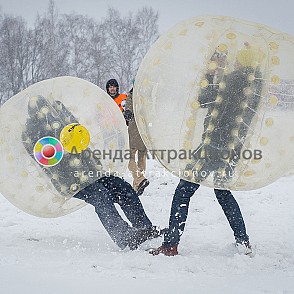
113, 94, 127, 112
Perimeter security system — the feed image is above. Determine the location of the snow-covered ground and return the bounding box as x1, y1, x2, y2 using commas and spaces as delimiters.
1, 159, 294, 294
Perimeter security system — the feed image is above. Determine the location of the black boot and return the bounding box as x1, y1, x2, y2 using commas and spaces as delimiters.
127, 226, 164, 250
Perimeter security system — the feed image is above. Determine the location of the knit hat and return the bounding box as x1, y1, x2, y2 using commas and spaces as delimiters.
236, 44, 264, 68
106, 79, 119, 98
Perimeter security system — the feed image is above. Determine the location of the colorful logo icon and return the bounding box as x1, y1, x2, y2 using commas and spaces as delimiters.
34, 136, 64, 166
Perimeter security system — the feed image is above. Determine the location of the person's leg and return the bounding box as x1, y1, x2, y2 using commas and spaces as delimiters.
97, 175, 152, 229
163, 179, 200, 246
214, 189, 249, 243
137, 149, 147, 176
128, 148, 144, 191
150, 179, 200, 256
186, 147, 212, 183
136, 149, 149, 195
74, 181, 136, 249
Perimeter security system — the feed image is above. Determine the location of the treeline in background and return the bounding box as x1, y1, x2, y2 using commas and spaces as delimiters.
0, 0, 159, 104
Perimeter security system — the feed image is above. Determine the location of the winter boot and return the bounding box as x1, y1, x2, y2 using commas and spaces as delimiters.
127, 226, 163, 250
149, 245, 179, 256
235, 240, 253, 256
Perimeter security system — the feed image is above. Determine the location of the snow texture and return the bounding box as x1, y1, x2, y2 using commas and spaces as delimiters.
1, 160, 294, 293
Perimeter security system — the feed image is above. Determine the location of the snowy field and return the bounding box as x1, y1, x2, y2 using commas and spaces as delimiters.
1, 159, 294, 294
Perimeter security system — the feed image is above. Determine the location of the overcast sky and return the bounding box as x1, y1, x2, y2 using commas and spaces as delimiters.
0, 0, 294, 35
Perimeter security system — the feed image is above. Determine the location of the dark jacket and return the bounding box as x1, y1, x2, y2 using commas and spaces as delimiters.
198, 66, 263, 151
22, 95, 103, 198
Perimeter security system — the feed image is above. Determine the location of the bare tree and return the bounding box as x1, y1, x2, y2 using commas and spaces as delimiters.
0, 1, 159, 104
60, 14, 94, 79
103, 7, 159, 93
33, 0, 69, 79
87, 22, 110, 86
0, 15, 30, 102
135, 7, 159, 60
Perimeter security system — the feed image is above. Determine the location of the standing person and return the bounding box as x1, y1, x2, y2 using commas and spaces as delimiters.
149, 179, 251, 256
106, 79, 127, 112
150, 44, 264, 256
124, 87, 149, 195
188, 43, 263, 186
